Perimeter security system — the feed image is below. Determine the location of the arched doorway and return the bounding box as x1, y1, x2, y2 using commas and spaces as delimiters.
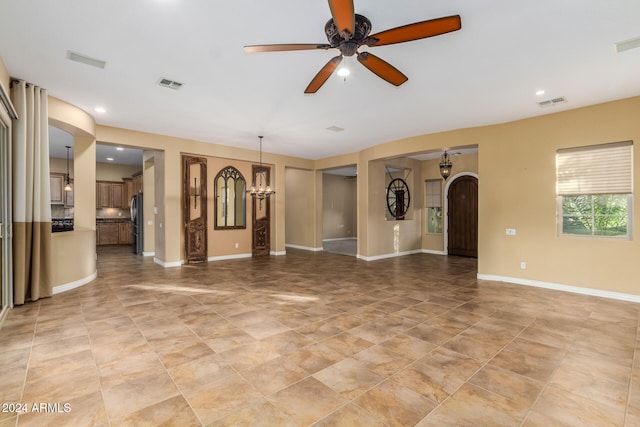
445, 174, 478, 257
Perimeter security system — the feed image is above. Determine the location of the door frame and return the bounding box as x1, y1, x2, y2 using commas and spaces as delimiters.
443, 172, 479, 255
0, 85, 16, 325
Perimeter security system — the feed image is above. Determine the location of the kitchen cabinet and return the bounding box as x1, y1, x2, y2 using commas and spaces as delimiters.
118, 222, 132, 245
132, 172, 143, 195
96, 223, 119, 245
50, 173, 65, 204
96, 181, 126, 208
97, 221, 133, 246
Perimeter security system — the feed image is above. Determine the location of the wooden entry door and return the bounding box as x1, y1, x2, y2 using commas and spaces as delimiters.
448, 175, 478, 257
252, 165, 271, 257
183, 156, 207, 263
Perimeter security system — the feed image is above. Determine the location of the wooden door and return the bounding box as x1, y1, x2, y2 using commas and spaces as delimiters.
183, 156, 207, 263
448, 175, 478, 257
251, 165, 271, 257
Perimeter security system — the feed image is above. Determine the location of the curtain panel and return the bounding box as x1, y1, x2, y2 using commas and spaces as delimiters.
10, 80, 52, 304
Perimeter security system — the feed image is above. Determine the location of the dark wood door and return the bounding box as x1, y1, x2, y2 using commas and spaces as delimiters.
448, 175, 478, 257
183, 156, 207, 263
252, 165, 271, 257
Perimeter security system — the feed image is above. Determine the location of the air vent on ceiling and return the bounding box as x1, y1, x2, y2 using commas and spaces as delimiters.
67, 51, 106, 69
614, 36, 640, 53
326, 125, 344, 132
538, 96, 567, 108
157, 78, 184, 90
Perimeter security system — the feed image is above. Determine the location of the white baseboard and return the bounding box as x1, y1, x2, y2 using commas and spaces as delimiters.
285, 244, 322, 252
358, 249, 422, 262
208, 253, 252, 262
422, 249, 447, 256
322, 237, 357, 242
53, 271, 98, 294
477, 274, 640, 303
142, 251, 155, 257
271, 250, 287, 256
154, 257, 183, 268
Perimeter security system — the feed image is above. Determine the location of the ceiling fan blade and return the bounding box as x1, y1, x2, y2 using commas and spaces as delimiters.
244, 43, 331, 53
328, 0, 355, 39
305, 55, 343, 94
367, 15, 461, 47
357, 52, 408, 87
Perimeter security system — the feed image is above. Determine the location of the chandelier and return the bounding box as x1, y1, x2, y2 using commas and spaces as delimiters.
247, 136, 275, 199
439, 151, 452, 180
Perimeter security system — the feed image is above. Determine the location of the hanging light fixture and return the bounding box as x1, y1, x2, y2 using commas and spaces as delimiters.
439, 151, 452, 180
64, 145, 72, 191
247, 136, 275, 199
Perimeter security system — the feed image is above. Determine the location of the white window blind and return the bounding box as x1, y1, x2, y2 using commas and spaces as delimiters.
556, 141, 633, 196
425, 180, 441, 207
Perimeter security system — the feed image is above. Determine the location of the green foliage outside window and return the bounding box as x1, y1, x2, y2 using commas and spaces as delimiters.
562, 194, 628, 236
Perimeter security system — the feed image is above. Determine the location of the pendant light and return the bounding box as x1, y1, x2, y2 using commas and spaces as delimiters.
439, 151, 452, 180
247, 136, 275, 199
64, 145, 72, 191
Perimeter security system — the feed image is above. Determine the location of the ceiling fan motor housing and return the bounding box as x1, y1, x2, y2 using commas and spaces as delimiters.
325, 14, 372, 56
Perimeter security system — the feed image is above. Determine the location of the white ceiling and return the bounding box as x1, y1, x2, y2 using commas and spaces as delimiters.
2, 1, 640, 161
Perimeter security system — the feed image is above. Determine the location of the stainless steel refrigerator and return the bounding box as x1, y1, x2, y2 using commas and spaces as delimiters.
130, 194, 144, 254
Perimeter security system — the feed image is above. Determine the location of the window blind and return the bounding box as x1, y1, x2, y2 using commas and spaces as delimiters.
556, 141, 633, 195
425, 180, 441, 207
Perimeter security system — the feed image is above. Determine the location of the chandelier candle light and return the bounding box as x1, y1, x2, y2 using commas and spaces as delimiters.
247, 136, 275, 199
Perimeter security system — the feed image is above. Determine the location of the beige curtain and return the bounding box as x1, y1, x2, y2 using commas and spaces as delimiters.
11, 80, 52, 305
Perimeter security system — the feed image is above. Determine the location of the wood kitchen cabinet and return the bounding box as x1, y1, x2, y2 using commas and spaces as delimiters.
96, 181, 126, 208
96, 223, 119, 245
118, 222, 132, 245
97, 221, 132, 246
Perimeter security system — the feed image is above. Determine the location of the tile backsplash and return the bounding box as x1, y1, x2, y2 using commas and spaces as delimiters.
96, 207, 130, 220
51, 205, 73, 219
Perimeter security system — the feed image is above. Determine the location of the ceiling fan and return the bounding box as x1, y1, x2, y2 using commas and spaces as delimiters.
243, 0, 461, 93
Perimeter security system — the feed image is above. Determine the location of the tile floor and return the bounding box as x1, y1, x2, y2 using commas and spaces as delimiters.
0, 246, 639, 426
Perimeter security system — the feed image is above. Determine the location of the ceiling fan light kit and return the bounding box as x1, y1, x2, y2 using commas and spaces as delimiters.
244, 0, 461, 93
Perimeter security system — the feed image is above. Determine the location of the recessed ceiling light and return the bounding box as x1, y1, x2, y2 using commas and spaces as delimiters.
106, 157, 114, 161
116, 147, 124, 151
95, 107, 106, 113
535, 90, 545, 96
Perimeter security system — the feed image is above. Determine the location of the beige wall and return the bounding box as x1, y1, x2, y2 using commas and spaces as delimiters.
96, 162, 141, 182
205, 156, 255, 258
322, 173, 357, 240
46, 98, 97, 288
285, 168, 317, 248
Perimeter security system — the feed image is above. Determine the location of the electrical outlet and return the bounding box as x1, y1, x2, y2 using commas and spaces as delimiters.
235, 243, 239, 249
520, 262, 526, 269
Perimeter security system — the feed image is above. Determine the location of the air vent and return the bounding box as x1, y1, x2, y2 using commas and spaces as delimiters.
326, 125, 344, 132
157, 78, 184, 90
538, 96, 567, 108
67, 51, 106, 69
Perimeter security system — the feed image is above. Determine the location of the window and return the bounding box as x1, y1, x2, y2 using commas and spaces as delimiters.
425, 179, 442, 233
214, 166, 246, 229
556, 141, 633, 238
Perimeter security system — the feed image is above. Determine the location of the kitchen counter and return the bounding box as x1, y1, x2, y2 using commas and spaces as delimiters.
96, 217, 131, 223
